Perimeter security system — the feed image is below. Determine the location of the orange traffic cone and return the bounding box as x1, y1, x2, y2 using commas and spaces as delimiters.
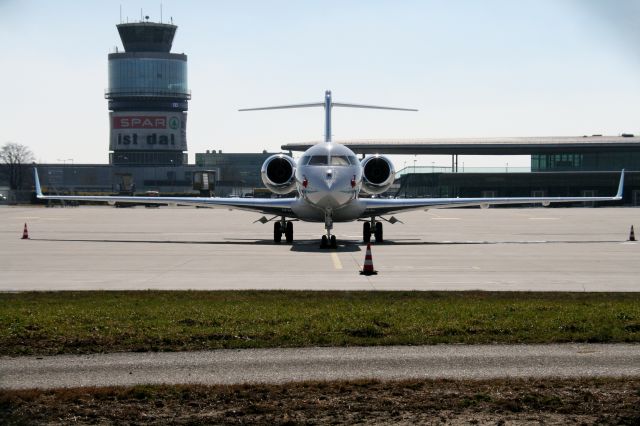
629, 225, 636, 242
21, 223, 29, 240
360, 243, 378, 276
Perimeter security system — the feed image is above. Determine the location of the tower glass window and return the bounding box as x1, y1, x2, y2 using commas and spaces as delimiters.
108, 57, 188, 97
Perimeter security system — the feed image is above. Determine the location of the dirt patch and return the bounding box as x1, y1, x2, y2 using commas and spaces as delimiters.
2, 377, 639, 425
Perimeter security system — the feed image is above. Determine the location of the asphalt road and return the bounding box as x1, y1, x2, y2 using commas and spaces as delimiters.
1, 344, 639, 390
1, 206, 638, 291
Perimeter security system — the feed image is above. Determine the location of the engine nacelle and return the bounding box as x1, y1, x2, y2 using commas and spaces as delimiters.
361, 155, 395, 194
261, 154, 297, 194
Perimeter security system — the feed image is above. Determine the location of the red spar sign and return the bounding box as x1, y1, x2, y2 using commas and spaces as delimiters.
113, 116, 167, 129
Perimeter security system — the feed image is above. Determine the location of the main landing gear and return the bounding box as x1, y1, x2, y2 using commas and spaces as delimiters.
363, 217, 383, 243
273, 217, 294, 243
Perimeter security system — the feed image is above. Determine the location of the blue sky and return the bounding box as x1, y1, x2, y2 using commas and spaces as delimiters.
1, 0, 639, 169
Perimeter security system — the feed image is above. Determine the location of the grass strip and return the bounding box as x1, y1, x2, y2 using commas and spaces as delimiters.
2, 378, 639, 424
1, 291, 640, 356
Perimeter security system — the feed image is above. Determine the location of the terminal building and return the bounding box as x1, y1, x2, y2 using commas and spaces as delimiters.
282, 135, 640, 205
195, 150, 279, 196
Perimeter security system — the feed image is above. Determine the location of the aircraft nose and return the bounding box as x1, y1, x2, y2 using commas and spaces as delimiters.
324, 169, 335, 189
305, 168, 352, 208
313, 178, 333, 199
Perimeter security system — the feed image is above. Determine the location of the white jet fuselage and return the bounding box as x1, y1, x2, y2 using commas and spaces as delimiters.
290, 142, 366, 222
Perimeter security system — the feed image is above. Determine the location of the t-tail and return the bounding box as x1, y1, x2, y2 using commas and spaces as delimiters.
239, 90, 417, 142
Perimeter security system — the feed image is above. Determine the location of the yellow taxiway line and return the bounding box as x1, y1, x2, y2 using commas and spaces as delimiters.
331, 252, 343, 270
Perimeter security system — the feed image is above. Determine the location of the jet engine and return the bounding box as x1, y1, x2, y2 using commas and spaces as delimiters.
361, 155, 395, 194
261, 154, 297, 194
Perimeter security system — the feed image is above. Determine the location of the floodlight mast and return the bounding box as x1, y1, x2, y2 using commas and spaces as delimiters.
238, 90, 418, 143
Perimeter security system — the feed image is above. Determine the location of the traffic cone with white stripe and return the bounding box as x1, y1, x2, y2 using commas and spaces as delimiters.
21, 223, 29, 240
360, 243, 378, 276
629, 225, 636, 242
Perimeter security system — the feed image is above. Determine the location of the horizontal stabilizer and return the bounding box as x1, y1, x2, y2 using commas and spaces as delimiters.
332, 102, 417, 112
239, 103, 324, 112
240, 102, 417, 112
239, 90, 417, 143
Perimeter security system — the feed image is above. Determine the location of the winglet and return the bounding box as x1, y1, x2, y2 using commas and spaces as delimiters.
615, 169, 625, 200
34, 168, 43, 198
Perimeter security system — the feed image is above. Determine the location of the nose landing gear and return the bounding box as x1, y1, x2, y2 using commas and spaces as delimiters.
320, 210, 338, 249
320, 234, 337, 249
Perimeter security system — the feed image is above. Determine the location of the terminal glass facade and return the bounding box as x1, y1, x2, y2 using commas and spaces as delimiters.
110, 151, 186, 166
195, 152, 274, 188
108, 57, 188, 97
532, 152, 640, 172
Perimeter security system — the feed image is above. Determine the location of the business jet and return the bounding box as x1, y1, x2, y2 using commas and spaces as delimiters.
35, 90, 624, 248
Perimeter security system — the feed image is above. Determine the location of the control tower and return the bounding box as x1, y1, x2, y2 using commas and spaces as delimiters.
106, 21, 190, 166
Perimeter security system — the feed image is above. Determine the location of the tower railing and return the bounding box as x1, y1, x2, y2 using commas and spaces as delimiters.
105, 88, 191, 99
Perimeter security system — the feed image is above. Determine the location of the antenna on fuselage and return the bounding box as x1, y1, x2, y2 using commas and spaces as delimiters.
239, 90, 417, 143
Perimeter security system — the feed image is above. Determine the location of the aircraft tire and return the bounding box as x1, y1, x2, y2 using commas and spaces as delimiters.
274, 222, 282, 243
285, 222, 293, 243
330, 235, 337, 248
363, 222, 371, 243
321, 235, 328, 248
375, 222, 383, 243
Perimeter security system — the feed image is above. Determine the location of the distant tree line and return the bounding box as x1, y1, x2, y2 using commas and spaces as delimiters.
0, 142, 35, 190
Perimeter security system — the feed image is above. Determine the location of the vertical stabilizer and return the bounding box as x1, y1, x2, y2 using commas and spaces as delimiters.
324, 90, 332, 143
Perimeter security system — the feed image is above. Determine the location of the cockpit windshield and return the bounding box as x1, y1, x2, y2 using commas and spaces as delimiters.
330, 156, 350, 166
308, 155, 329, 165
302, 154, 359, 166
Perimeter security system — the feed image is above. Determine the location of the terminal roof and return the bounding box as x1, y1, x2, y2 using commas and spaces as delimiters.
281, 135, 640, 155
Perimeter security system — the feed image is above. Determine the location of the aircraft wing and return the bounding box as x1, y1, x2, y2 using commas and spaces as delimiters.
360, 170, 625, 216
34, 169, 297, 217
